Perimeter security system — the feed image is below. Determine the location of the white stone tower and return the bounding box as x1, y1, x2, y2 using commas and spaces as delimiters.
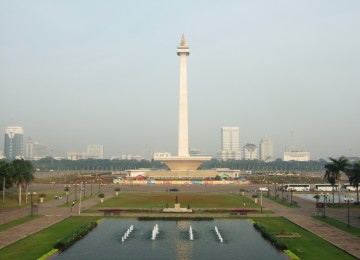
177, 34, 190, 157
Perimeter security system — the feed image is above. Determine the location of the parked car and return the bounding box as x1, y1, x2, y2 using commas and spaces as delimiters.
259, 187, 269, 192
169, 188, 180, 192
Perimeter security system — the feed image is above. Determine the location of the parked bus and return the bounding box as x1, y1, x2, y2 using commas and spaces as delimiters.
314, 184, 339, 191
343, 184, 357, 191
283, 184, 310, 192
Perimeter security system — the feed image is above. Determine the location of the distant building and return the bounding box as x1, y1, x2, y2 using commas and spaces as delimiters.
67, 152, 83, 160
121, 154, 143, 161
259, 136, 274, 162
243, 143, 258, 160
218, 127, 241, 161
4, 126, 24, 159
25, 137, 48, 159
283, 151, 310, 161
153, 152, 172, 159
87, 145, 104, 159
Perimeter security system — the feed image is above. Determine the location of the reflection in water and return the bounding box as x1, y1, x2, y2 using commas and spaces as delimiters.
176, 221, 191, 260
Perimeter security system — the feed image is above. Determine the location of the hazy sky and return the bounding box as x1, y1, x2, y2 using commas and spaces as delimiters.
1, 1, 359, 160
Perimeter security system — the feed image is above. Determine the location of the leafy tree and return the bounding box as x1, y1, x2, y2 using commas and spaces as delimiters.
345, 161, 360, 203
0, 160, 13, 201
11, 159, 35, 206
324, 156, 350, 204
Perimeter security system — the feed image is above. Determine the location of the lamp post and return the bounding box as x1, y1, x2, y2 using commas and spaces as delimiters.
260, 189, 263, 213
65, 187, 69, 205
321, 193, 328, 218
274, 182, 278, 198
98, 179, 101, 193
74, 183, 77, 201
290, 189, 294, 206
28, 192, 36, 216
345, 197, 352, 227
90, 180, 93, 196
78, 182, 83, 215
83, 182, 86, 199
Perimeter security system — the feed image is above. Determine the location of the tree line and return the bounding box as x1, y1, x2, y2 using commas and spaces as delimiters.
0, 159, 35, 205
30, 157, 328, 172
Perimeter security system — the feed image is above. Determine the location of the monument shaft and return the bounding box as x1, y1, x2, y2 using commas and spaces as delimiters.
177, 35, 190, 157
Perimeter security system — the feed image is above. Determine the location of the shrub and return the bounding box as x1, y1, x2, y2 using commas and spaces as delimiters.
253, 222, 288, 250
39, 193, 46, 198
54, 222, 97, 251
98, 193, 105, 198
114, 187, 121, 192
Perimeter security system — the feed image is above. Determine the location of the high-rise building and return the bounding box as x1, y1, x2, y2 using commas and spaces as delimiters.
243, 143, 258, 160
87, 145, 104, 159
4, 126, 24, 160
25, 137, 48, 159
218, 127, 241, 160
259, 136, 274, 162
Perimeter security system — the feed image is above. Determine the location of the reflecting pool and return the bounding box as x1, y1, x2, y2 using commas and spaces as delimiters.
54, 219, 287, 260
294, 193, 354, 203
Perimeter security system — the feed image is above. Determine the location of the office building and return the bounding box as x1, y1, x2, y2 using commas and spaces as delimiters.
4, 126, 24, 159
87, 145, 104, 159
259, 136, 274, 162
25, 137, 48, 159
243, 143, 258, 160
219, 127, 241, 160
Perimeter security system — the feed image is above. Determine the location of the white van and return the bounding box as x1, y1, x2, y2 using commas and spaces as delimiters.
259, 187, 269, 192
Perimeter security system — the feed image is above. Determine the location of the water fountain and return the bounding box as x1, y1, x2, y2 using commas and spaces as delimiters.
121, 225, 134, 242
151, 224, 159, 240
189, 225, 194, 240
214, 226, 223, 243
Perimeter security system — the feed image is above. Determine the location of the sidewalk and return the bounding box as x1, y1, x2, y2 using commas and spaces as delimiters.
0, 191, 112, 250
255, 193, 360, 259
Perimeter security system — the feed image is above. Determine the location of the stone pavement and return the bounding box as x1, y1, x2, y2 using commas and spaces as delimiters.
251, 192, 360, 259
0, 190, 113, 250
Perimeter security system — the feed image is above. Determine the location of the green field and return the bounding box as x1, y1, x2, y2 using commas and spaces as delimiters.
92, 192, 260, 209
0, 216, 101, 260
252, 217, 356, 260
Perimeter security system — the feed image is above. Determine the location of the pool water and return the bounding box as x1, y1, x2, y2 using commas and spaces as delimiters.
54, 219, 287, 260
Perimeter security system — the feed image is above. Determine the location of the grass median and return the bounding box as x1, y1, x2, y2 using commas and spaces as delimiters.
313, 216, 360, 238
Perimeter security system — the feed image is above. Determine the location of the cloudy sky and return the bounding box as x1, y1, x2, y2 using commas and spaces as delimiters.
1, 1, 359, 160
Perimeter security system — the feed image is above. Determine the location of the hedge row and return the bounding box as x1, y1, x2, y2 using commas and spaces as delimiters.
138, 216, 213, 221
253, 222, 288, 250
54, 221, 97, 251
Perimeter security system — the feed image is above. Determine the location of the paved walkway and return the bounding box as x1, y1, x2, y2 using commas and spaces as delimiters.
251, 192, 360, 259
0, 186, 360, 259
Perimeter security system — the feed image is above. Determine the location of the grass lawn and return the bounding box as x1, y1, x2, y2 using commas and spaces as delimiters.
92, 192, 260, 209
0, 215, 40, 232
252, 217, 356, 260
313, 216, 360, 238
265, 195, 301, 208
0, 216, 101, 260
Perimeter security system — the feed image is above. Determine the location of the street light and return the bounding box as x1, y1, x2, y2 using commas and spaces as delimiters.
65, 187, 70, 205
90, 180, 93, 196
83, 182, 86, 199
321, 193, 329, 218
74, 183, 77, 201
28, 192, 36, 216
98, 179, 102, 193
260, 189, 263, 213
344, 197, 353, 227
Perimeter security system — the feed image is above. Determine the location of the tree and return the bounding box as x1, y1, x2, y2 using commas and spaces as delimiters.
0, 160, 13, 202
324, 156, 350, 204
11, 159, 35, 206
345, 161, 360, 203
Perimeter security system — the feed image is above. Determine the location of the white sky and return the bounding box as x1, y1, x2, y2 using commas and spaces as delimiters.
1, 1, 359, 160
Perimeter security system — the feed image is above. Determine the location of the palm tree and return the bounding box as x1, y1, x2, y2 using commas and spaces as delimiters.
345, 161, 360, 203
324, 156, 350, 204
0, 160, 13, 202
11, 159, 35, 206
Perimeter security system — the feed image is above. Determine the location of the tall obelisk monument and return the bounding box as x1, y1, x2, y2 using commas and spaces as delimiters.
177, 34, 190, 157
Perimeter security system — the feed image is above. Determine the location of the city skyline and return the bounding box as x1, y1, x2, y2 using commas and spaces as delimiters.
1, 1, 359, 160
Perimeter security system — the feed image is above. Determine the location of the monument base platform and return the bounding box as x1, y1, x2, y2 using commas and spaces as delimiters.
155, 156, 212, 171
163, 203, 192, 213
